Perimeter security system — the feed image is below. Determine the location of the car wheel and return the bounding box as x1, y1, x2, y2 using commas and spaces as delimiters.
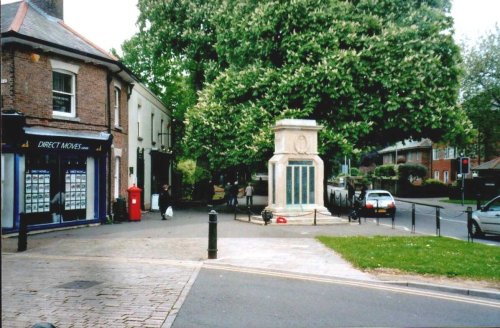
471, 221, 484, 238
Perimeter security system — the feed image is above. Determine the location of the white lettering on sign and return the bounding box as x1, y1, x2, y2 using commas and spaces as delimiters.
38, 141, 61, 149
37, 141, 90, 151
60, 142, 82, 150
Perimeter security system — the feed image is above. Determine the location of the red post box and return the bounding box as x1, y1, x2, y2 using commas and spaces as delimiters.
127, 184, 142, 221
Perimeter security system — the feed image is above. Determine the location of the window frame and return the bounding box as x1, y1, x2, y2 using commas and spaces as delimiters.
114, 87, 121, 128
114, 156, 121, 199
52, 69, 76, 117
434, 170, 440, 181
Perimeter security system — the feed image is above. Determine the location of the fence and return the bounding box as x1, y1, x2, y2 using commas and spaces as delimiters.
211, 190, 472, 240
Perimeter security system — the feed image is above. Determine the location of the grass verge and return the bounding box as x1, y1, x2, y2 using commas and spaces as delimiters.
316, 236, 500, 281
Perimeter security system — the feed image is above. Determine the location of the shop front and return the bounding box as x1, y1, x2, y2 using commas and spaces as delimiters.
1, 127, 111, 233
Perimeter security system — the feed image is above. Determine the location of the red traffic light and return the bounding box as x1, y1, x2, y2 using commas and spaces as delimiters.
462, 158, 468, 165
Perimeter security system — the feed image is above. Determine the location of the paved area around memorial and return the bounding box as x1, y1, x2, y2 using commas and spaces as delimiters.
2, 196, 498, 327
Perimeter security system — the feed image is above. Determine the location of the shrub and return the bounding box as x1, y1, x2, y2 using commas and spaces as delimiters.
350, 167, 361, 176
398, 163, 428, 182
374, 164, 396, 177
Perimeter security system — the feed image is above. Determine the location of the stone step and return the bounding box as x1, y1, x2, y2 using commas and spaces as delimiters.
236, 215, 349, 226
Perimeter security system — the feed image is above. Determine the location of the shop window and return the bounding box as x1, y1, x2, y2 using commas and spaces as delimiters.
53, 70, 76, 117
24, 154, 88, 225
114, 87, 121, 127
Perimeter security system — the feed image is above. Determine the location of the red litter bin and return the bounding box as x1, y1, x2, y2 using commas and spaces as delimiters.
127, 184, 142, 221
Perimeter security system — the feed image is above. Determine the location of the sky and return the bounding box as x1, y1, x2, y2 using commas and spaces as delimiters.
2, 0, 499, 53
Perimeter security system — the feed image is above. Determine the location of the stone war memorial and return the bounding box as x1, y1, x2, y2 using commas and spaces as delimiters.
264, 119, 342, 225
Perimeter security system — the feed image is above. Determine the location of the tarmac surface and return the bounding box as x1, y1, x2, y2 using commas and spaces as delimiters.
2, 195, 499, 327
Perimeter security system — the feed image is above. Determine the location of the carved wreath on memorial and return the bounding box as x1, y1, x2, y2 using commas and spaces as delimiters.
294, 135, 308, 154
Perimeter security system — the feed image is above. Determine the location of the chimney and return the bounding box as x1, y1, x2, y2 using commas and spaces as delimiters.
31, 0, 64, 20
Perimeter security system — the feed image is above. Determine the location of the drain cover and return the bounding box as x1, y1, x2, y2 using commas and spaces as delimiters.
56, 280, 101, 289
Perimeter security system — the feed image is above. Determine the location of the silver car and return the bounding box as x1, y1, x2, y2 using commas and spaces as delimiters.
471, 195, 500, 237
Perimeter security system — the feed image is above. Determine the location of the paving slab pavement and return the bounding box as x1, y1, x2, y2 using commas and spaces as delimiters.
2, 200, 498, 327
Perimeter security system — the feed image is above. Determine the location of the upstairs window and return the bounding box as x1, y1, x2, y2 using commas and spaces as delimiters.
445, 147, 456, 159
114, 87, 121, 127
53, 70, 76, 117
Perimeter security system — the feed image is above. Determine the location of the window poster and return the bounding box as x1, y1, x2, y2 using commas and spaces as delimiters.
65, 169, 87, 210
25, 170, 51, 213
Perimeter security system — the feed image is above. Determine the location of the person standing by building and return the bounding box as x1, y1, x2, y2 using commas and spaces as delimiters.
159, 184, 172, 220
347, 180, 355, 208
245, 183, 254, 207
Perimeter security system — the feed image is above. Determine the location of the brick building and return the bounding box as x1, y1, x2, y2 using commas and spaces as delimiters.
378, 139, 433, 181
1, 0, 135, 232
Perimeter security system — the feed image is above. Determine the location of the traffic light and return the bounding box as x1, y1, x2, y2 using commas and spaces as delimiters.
461, 157, 470, 174
457, 156, 470, 174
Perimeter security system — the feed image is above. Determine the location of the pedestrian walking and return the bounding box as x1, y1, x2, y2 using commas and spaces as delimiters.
360, 184, 368, 200
245, 183, 254, 207
230, 181, 239, 206
159, 184, 172, 220
206, 180, 215, 206
224, 182, 232, 206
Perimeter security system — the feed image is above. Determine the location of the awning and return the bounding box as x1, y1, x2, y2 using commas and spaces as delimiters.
22, 127, 112, 154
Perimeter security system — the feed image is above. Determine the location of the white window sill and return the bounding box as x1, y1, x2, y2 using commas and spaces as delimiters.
52, 114, 80, 122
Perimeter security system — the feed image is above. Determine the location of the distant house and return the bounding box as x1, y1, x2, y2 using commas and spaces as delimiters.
377, 139, 476, 185
378, 139, 432, 181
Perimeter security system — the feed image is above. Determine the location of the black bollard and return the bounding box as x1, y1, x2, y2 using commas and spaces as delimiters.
411, 204, 416, 233
467, 206, 473, 243
435, 207, 441, 237
32, 323, 56, 328
18, 213, 28, 252
262, 210, 272, 225
208, 210, 218, 259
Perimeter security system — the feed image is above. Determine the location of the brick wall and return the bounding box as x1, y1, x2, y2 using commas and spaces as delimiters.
2, 46, 130, 212
432, 159, 455, 184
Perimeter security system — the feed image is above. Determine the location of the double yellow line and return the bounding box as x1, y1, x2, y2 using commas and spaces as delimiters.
203, 263, 500, 309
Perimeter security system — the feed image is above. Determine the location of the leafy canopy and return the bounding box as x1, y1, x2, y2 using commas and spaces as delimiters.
460, 26, 500, 161
121, 0, 472, 172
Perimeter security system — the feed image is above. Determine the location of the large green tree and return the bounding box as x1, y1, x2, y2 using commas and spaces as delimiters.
121, 0, 472, 172
460, 26, 499, 162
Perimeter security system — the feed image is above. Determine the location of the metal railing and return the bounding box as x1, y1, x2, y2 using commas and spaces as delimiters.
395, 199, 444, 236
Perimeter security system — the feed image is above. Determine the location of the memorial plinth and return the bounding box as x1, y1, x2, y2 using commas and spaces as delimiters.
264, 119, 334, 223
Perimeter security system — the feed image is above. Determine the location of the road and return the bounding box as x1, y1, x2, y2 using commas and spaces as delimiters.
173, 267, 500, 328
327, 186, 500, 246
